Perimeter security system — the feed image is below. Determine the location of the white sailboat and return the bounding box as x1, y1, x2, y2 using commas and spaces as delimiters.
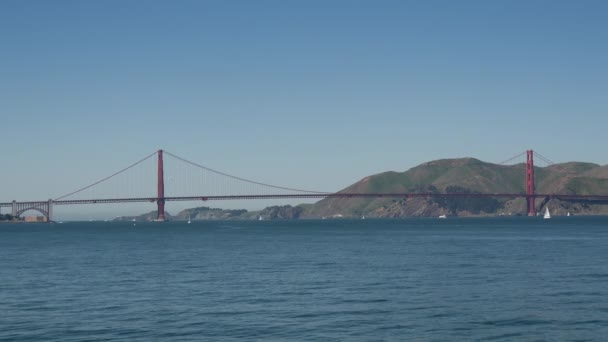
567, 212, 571, 217
187, 215, 191, 224
543, 207, 551, 219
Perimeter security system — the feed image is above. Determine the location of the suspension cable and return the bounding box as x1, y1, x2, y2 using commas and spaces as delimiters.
534, 151, 556, 165
534, 151, 573, 173
498, 151, 527, 165
164, 151, 330, 194
54, 151, 158, 200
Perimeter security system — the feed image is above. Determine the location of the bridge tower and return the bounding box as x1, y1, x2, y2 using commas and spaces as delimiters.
47, 199, 53, 222
526, 150, 535, 216
156, 149, 166, 221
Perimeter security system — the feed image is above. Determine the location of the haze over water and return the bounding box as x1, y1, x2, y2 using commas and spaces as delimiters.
1, 217, 608, 341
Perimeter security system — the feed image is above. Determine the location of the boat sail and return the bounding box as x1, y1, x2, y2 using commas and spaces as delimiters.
187, 215, 191, 224
543, 207, 551, 219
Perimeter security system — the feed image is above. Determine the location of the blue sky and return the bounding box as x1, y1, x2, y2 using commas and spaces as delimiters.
1, 1, 607, 219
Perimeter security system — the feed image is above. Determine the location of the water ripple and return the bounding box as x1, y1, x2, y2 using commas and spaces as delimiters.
2, 219, 608, 341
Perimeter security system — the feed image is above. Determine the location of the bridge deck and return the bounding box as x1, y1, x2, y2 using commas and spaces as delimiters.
3, 192, 608, 207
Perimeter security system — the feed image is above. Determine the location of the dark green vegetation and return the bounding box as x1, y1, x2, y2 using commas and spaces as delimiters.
0, 214, 19, 221
434, 186, 501, 215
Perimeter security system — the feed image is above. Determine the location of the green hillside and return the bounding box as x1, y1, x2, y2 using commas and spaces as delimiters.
303, 158, 608, 218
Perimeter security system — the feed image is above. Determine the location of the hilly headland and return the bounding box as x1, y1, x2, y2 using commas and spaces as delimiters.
303, 157, 608, 218
116, 157, 608, 221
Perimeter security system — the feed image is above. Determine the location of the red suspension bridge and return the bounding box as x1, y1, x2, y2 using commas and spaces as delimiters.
2, 149, 607, 221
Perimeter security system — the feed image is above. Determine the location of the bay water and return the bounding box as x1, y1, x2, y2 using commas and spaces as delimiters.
1, 217, 608, 341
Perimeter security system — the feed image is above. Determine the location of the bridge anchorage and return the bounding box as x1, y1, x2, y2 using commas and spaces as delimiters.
6, 199, 54, 222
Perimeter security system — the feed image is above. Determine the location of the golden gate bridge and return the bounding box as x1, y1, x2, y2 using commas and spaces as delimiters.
2, 150, 607, 222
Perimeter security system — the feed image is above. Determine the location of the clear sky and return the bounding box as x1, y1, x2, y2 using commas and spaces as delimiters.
1, 1, 607, 219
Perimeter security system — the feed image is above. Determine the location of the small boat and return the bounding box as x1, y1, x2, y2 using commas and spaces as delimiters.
438, 214, 447, 219
543, 207, 551, 219
362, 215, 366, 220
567, 212, 571, 217
187, 215, 191, 224
258, 216, 263, 221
